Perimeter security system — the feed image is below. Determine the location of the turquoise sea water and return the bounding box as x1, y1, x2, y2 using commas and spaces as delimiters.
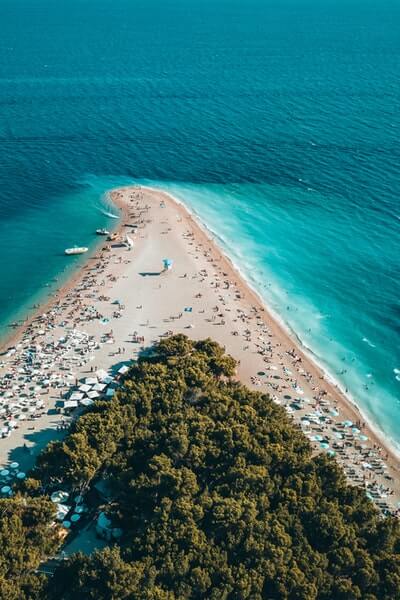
0, 0, 399, 446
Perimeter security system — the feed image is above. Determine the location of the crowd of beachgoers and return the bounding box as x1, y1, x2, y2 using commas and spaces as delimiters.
0, 185, 398, 517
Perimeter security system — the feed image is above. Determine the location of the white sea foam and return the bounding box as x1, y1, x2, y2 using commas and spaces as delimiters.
362, 337, 376, 348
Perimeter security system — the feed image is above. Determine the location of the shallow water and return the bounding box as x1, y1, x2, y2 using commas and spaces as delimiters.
0, 0, 399, 445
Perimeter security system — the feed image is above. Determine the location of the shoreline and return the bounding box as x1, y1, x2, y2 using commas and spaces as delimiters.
0, 197, 127, 357
143, 185, 400, 463
0, 184, 398, 512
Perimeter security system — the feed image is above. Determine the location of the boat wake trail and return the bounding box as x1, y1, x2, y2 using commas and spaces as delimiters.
100, 209, 119, 219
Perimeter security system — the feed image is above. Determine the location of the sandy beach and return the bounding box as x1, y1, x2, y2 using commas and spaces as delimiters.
0, 185, 398, 514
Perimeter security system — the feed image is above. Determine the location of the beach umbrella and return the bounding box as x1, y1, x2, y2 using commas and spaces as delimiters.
75, 505, 85, 514
330, 409, 339, 417
16, 472, 26, 480
0, 470, 10, 477
359, 434, 368, 441
320, 442, 330, 450
71, 513, 81, 523
62, 520, 71, 529
301, 419, 311, 427
96, 369, 109, 381
118, 365, 129, 375
1, 486, 11, 494
51, 490, 69, 504
310, 435, 323, 442
352, 427, 361, 434
93, 383, 106, 392
343, 420, 353, 427
80, 398, 94, 407
79, 384, 92, 393
10, 462, 19, 469
55, 504, 70, 521
327, 450, 336, 457
162, 258, 173, 270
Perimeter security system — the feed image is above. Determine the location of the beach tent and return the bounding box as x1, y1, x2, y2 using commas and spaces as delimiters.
118, 365, 129, 375
106, 388, 115, 397
84, 377, 98, 386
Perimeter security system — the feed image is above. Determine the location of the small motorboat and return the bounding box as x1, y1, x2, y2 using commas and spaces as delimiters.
96, 228, 110, 236
64, 247, 88, 256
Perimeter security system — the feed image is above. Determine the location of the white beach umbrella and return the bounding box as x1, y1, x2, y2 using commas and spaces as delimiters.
79, 384, 92, 393
96, 369, 109, 381
93, 383, 106, 392
80, 398, 94, 407
84, 377, 98, 386
87, 391, 99, 399
55, 503, 70, 521
51, 490, 69, 503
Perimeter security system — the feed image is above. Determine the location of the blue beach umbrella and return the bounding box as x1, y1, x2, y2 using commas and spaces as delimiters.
359, 434, 368, 441
311, 435, 323, 442
320, 442, 330, 450
343, 420, 353, 427
327, 450, 336, 457
163, 258, 173, 270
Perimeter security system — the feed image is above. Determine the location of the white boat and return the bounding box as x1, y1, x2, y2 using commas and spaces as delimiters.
64, 247, 88, 256
96, 228, 110, 236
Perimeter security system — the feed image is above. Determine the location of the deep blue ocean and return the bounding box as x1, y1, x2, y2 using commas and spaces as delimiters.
0, 0, 399, 446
